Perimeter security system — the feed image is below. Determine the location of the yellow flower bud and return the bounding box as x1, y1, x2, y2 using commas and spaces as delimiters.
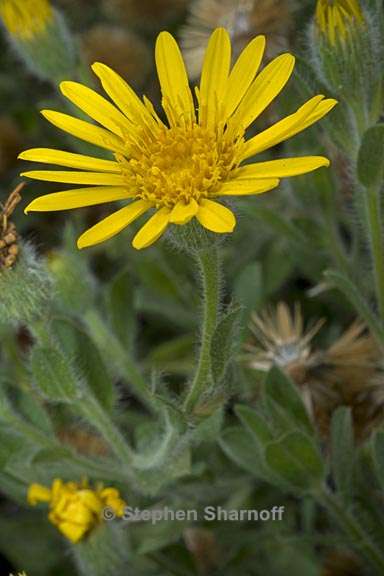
0, 0, 53, 40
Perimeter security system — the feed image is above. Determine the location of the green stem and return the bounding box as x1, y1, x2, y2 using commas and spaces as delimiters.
183, 247, 221, 413
318, 489, 384, 574
365, 186, 384, 322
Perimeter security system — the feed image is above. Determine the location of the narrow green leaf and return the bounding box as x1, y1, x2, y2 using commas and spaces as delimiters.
330, 407, 355, 502
264, 366, 314, 436
235, 404, 273, 445
265, 431, 325, 492
52, 317, 116, 412
219, 426, 270, 480
211, 304, 242, 384
30, 346, 82, 402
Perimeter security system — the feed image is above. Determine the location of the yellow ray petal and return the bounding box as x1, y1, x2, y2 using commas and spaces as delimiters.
155, 32, 195, 127
132, 206, 171, 249
199, 28, 231, 128
91, 62, 158, 131
297, 98, 338, 132
196, 199, 236, 232
218, 177, 280, 196
224, 35, 266, 120
25, 187, 133, 212
18, 148, 120, 172
41, 110, 125, 154
60, 81, 131, 136
230, 53, 295, 130
21, 170, 126, 186
234, 157, 330, 179
242, 96, 337, 159
77, 199, 151, 249
169, 198, 199, 224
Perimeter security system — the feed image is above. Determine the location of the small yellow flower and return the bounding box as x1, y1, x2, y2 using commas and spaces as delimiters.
27, 478, 126, 543
316, 0, 364, 46
20, 29, 337, 250
0, 0, 53, 40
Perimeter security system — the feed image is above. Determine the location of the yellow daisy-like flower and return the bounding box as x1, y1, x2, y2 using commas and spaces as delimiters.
28, 478, 126, 543
0, 0, 53, 40
20, 29, 337, 250
316, 0, 363, 46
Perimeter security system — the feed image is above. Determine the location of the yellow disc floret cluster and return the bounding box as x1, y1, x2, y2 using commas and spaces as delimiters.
28, 478, 126, 543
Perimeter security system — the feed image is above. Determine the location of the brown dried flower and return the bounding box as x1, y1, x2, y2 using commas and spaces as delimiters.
246, 302, 384, 441
0, 183, 23, 269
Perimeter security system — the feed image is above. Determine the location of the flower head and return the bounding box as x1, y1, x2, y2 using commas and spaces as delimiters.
20, 28, 336, 250
0, 0, 52, 40
245, 302, 324, 383
28, 478, 126, 543
315, 0, 364, 46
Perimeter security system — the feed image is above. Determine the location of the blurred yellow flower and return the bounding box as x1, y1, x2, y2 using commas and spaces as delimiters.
316, 0, 363, 45
0, 0, 52, 40
20, 29, 336, 250
28, 478, 126, 543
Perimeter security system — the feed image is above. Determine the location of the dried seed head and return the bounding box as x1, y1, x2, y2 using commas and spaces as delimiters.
0, 183, 23, 270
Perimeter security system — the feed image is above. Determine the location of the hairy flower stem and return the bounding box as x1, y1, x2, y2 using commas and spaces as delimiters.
183, 246, 221, 413
318, 489, 384, 574
364, 186, 384, 324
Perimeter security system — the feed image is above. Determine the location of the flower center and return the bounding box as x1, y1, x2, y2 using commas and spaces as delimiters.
120, 123, 240, 208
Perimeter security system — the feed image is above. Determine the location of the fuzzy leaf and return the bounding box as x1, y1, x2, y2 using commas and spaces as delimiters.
52, 317, 116, 412
211, 304, 242, 384
265, 431, 325, 492
219, 426, 270, 480
30, 346, 82, 402
264, 366, 314, 436
331, 407, 355, 502
235, 404, 273, 445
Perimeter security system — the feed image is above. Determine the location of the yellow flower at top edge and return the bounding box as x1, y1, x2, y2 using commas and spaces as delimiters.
27, 478, 126, 543
316, 0, 364, 46
0, 0, 53, 40
19, 29, 337, 250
